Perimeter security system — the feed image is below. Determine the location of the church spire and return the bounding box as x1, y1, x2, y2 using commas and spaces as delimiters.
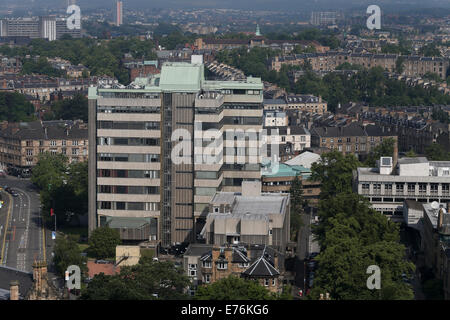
256, 24, 261, 37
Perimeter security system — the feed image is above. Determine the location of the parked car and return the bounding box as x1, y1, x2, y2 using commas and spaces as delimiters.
307, 261, 318, 269
309, 252, 319, 260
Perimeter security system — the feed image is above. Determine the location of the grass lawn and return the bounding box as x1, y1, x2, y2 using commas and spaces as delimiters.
59, 226, 88, 242
78, 243, 89, 253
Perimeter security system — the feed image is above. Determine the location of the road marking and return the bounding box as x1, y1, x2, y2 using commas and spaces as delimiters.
12, 225, 15, 241
13, 187, 33, 270
42, 217, 46, 263
0, 192, 12, 265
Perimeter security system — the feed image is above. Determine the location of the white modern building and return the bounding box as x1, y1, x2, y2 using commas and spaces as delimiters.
354, 157, 450, 220
264, 110, 287, 127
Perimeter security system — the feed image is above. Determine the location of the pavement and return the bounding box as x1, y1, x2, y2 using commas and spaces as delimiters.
0, 175, 53, 272
293, 206, 320, 298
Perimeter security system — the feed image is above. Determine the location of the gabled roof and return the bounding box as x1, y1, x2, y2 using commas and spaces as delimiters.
242, 251, 280, 278
232, 247, 250, 263
200, 251, 212, 262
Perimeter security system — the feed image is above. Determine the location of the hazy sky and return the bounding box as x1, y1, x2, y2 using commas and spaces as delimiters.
6, 0, 450, 11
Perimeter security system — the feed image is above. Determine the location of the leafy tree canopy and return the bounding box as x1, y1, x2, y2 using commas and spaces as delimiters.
194, 275, 280, 300
80, 257, 190, 300
87, 227, 121, 260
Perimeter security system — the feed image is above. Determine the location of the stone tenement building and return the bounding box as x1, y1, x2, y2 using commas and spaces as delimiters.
270, 52, 449, 80
263, 95, 328, 115
310, 122, 398, 161
360, 109, 450, 154
194, 37, 330, 53
183, 243, 283, 296
0, 120, 88, 176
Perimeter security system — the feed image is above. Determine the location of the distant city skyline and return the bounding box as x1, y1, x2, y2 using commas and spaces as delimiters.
1, 0, 450, 11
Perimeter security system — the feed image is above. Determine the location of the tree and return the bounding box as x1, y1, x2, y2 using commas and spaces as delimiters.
364, 138, 396, 167
395, 56, 405, 74
313, 193, 399, 248
50, 93, 88, 122
194, 275, 275, 300
405, 149, 417, 157
289, 174, 305, 241
423, 278, 444, 300
87, 227, 121, 259
308, 151, 414, 300
309, 237, 414, 300
53, 234, 87, 278
310, 151, 360, 199
80, 257, 190, 300
425, 143, 450, 161
32, 153, 88, 226
419, 43, 441, 57
309, 193, 414, 300
0, 92, 36, 122
31, 152, 68, 191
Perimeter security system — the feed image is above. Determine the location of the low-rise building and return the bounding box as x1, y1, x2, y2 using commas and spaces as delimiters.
200, 182, 290, 253
264, 125, 311, 154
183, 243, 283, 296
262, 161, 321, 206
264, 110, 287, 127
355, 156, 450, 219
421, 202, 450, 299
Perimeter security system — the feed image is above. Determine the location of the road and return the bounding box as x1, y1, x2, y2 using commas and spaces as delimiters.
0, 176, 53, 272
293, 207, 320, 296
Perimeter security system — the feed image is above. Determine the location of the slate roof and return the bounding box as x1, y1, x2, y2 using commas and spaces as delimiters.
232, 247, 250, 263
311, 122, 366, 137
185, 244, 213, 258
364, 124, 396, 137
0, 121, 87, 140
0, 266, 33, 299
242, 246, 280, 278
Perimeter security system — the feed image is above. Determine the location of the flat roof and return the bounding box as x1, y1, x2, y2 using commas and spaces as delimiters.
398, 157, 428, 165
210, 192, 289, 217
262, 162, 311, 178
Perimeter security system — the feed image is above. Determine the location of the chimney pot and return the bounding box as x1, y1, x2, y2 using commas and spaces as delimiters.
10, 280, 19, 300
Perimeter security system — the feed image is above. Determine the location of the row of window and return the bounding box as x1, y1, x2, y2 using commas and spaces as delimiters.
97, 106, 161, 114
26, 140, 84, 147
99, 92, 160, 99
98, 137, 160, 146
321, 137, 382, 143
329, 144, 366, 152
97, 153, 160, 162
98, 185, 160, 195
97, 121, 160, 130
26, 148, 84, 156
98, 169, 160, 179
362, 183, 450, 193
97, 201, 160, 211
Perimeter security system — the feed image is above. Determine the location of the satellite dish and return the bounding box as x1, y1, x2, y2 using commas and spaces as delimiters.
431, 201, 439, 210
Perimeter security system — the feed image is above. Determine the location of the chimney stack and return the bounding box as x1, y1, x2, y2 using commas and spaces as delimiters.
9, 281, 19, 300
438, 208, 444, 231
392, 139, 398, 174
